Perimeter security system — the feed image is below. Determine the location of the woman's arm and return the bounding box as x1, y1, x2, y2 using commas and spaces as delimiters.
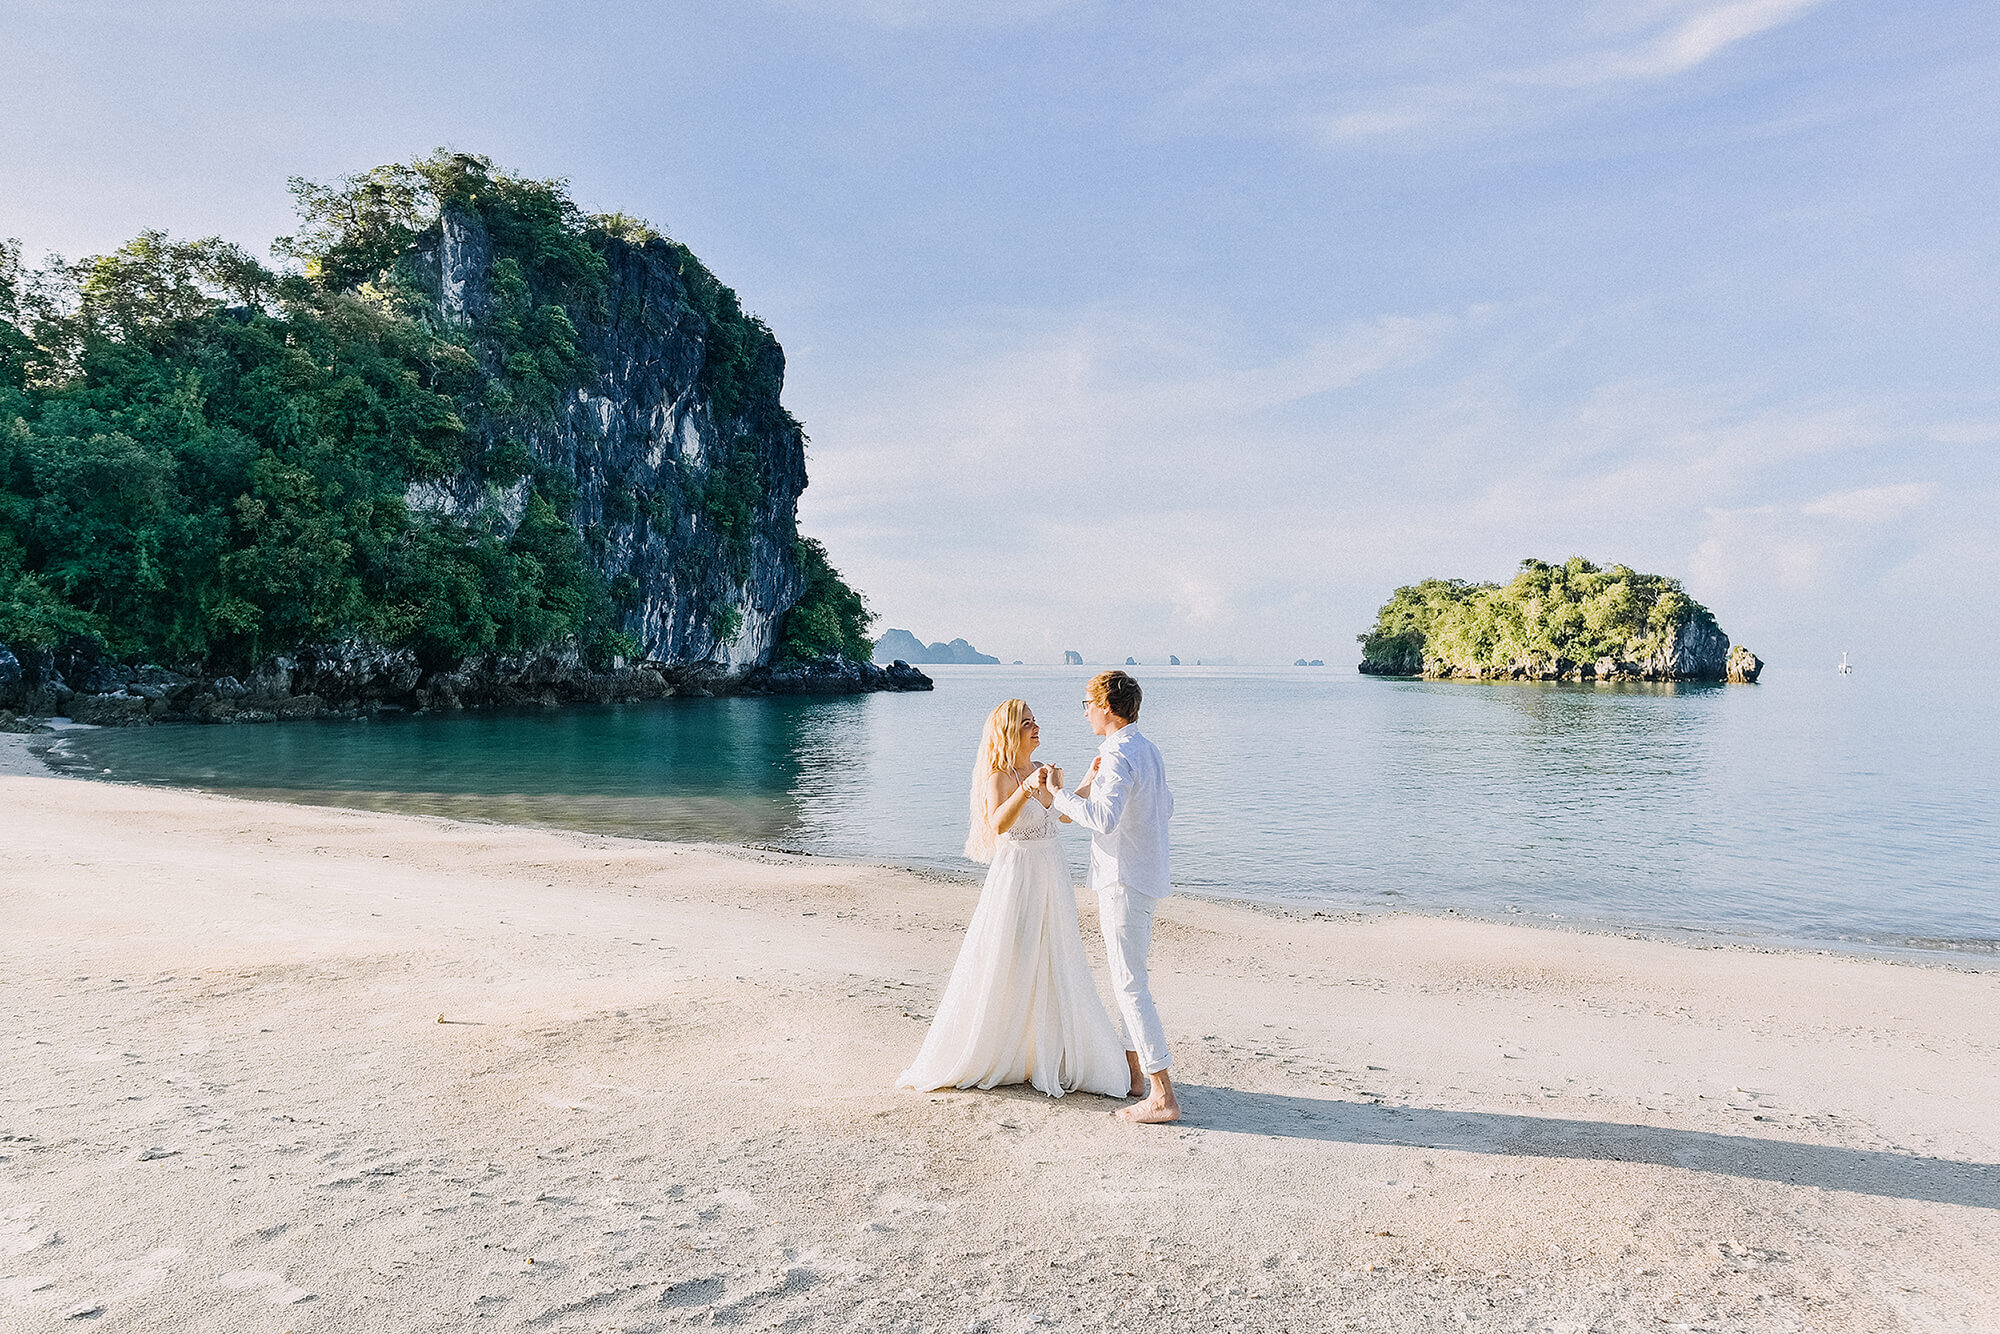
987, 769, 1046, 835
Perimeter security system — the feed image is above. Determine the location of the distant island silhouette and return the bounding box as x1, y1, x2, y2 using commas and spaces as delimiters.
873, 629, 1000, 666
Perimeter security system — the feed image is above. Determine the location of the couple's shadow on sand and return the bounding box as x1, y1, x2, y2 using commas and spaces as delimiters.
1013, 1084, 2000, 1210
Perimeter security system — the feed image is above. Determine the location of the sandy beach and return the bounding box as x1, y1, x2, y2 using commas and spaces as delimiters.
3, 753, 1998, 1333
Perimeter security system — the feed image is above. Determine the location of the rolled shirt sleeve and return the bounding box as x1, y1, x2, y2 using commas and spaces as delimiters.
1050, 749, 1131, 834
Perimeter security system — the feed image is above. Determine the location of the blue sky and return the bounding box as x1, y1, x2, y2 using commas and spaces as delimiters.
5, 0, 1996, 666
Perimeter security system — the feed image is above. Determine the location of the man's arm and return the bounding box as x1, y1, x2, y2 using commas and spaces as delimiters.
1050, 747, 1132, 835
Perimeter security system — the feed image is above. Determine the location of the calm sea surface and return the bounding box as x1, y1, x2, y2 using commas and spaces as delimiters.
45, 665, 1999, 957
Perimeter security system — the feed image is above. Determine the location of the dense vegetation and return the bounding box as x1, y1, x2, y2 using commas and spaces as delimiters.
0, 151, 868, 672
777, 537, 874, 663
1357, 557, 1721, 675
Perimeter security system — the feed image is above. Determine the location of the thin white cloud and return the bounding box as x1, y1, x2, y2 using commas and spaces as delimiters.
1929, 421, 2000, 447
770, 0, 1081, 27
1531, 0, 1827, 88
1801, 482, 1935, 523
1317, 0, 1831, 144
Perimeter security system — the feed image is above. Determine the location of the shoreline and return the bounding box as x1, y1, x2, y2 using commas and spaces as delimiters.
8, 727, 1994, 974
0, 723, 66, 777
3, 768, 1996, 1331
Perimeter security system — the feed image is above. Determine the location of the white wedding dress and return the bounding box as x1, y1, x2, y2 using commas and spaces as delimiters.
897, 797, 1130, 1098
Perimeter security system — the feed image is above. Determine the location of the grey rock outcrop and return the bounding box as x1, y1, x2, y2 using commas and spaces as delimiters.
6, 645, 73, 715
1638, 614, 1731, 680
1063, 650, 1083, 666
1726, 645, 1764, 683
411, 206, 806, 674
0, 631, 932, 727
1407, 617, 1739, 683
1357, 644, 1424, 677
873, 628, 929, 663
741, 656, 932, 695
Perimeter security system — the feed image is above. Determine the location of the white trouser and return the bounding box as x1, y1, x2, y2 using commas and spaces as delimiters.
1098, 884, 1170, 1075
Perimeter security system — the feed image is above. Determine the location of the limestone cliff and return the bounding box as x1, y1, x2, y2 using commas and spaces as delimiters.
410, 206, 805, 672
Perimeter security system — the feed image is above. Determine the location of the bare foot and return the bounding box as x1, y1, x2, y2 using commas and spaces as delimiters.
1127, 1078, 1148, 1098
1114, 1093, 1181, 1124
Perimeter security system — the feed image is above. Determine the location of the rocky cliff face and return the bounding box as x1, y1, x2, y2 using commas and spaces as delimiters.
411, 206, 805, 671
1726, 645, 1764, 683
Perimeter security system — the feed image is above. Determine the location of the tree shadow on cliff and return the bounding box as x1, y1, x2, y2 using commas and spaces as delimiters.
1175, 1085, 2000, 1210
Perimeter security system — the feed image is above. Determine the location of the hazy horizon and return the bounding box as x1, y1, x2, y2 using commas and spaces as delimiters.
6, 1, 1995, 670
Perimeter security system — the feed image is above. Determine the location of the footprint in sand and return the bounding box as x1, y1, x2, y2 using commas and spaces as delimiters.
661, 1276, 724, 1307
2, 1205, 60, 1257
218, 1269, 314, 1306
115, 1249, 184, 1299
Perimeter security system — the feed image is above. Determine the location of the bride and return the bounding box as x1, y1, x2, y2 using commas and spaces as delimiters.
897, 699, 1130, 1099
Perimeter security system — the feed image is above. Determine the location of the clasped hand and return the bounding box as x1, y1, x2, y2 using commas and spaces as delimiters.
1022, 764, 1065, 802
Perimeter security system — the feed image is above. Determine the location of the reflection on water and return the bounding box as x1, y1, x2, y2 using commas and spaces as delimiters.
52, 696, 826, 845
203, 788, 805, 846
48, 665, 2000, 953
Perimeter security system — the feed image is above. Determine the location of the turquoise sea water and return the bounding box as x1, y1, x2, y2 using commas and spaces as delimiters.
45, 665, 1999, 956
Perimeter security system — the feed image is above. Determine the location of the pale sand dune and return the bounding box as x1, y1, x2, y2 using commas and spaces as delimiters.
2, 766, 1998, 1332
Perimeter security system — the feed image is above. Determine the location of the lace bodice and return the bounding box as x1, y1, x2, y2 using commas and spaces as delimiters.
1000, 795, 1057, 841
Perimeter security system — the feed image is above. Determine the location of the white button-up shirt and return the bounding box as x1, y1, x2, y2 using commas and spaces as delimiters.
1050, 722, 1174, 898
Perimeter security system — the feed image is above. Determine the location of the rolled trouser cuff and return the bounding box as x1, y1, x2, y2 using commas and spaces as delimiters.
1099, 884, 1170, 1075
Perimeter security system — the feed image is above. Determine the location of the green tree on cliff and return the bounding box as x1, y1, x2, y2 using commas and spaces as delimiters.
778, 538, 875, 663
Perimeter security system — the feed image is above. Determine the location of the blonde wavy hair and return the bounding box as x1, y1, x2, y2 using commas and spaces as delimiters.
964, 698, 1033, 863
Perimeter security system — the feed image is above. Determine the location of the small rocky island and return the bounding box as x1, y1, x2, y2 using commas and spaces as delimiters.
1357, 558, 1761, 683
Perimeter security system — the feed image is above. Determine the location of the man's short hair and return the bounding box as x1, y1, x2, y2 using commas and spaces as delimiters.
1086, 669, 1142, 723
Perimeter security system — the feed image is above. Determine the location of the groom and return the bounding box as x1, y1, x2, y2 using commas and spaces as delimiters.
1045, 670, 1180, 1124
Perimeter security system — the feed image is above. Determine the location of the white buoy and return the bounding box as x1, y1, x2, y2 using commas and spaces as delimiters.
1837, 651, 1852, 676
